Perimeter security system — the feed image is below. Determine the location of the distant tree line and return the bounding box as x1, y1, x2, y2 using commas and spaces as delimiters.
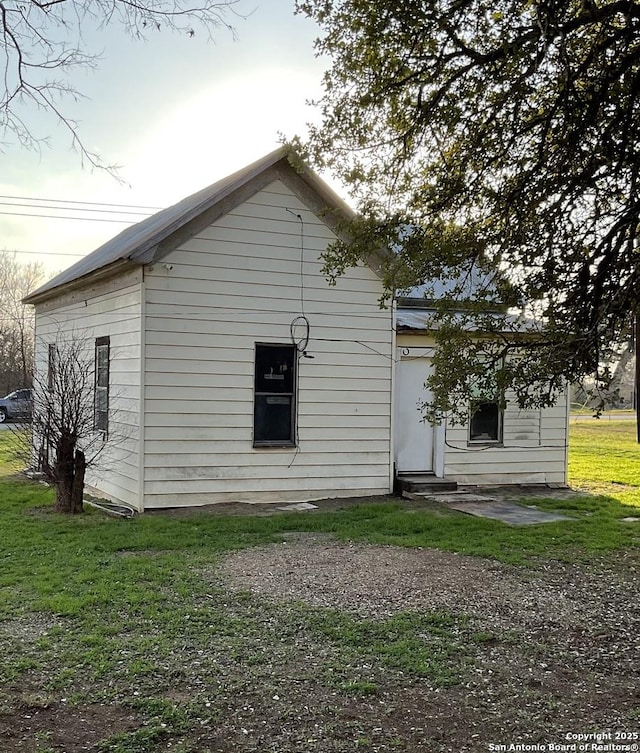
0, 252, 43, 395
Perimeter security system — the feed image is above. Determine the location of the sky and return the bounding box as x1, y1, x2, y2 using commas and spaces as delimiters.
0, 0, 328, 281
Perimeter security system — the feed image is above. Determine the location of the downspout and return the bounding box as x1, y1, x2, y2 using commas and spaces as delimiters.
564, 381, 571, 486
389, 300, 397, 493
137, 268, 147, 512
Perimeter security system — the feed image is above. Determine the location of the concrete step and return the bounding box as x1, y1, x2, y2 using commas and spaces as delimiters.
396, 474, 458, 493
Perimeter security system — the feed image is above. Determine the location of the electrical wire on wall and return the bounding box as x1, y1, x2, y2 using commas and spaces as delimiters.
285, 208, 313, 467
290, 315, 310, 353
285, 208, 314, 355
286, 208, 306, 316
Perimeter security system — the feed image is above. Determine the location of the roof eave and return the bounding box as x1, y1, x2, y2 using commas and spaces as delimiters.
23, 259, 138, 305
396, 322, 538, 337
396, 297, 508, 312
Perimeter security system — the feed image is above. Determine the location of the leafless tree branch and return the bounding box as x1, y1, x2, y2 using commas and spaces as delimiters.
12, 328, 132, 513
0, 0, 244, 172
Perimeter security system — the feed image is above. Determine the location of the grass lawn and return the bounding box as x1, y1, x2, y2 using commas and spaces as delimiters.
569, 418, 640, 500
0, 424, 638, 752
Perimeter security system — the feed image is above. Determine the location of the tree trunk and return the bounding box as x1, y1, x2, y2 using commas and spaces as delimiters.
53, 435, 84, 514
54, 435, 74, 513
70, 450, 86, 514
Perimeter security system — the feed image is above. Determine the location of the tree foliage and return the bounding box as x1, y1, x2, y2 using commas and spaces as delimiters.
295, 0, 640, 420
0, 0, 241, 168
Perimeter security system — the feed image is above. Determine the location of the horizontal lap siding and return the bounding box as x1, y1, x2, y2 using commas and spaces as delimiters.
396, 332, 568, 485
142, 182, 393, 508
144, 438, 391, 455
34, 270, 142, 508
144, 486, 389, 508
444, 390, 568, 484
144, 451, 389, 469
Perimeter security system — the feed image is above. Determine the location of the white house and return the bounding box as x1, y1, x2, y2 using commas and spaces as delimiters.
25, 148, 568, 511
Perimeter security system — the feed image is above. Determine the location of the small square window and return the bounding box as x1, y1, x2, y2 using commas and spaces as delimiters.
469, 400, 502, 443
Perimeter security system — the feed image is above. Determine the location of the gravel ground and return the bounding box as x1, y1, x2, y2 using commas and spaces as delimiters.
211, 535, 640, 752
217, 533, 637, 631
2, 532, 638, 753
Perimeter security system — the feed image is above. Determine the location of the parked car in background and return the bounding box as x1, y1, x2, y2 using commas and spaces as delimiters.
0, 389, 33, 422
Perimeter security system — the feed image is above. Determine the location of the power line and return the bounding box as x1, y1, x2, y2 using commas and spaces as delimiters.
0, 194, 161, 211
0, 193, 161, 226
0, 210, 143, 224
11, 249, 86, 257
0, 202, 152, 218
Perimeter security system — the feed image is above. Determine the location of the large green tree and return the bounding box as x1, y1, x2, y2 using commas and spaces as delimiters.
295, 0, 640, 421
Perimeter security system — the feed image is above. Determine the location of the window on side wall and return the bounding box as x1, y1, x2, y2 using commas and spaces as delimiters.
94, 336, 110, 434
47, 344, 57, 391
253, 343, 296, 447
469, 400, 503, 443
468, 361, 504, 443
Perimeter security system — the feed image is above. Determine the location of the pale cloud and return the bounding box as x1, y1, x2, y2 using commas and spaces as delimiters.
0, 1, 328, 279
118, 66, 323, 202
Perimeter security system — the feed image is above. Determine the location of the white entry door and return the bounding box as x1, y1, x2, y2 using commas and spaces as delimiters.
394, 355, 435, 472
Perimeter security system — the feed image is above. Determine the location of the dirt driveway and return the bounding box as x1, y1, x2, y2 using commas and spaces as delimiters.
210, 536, 640, 752
2, 517, 638, 753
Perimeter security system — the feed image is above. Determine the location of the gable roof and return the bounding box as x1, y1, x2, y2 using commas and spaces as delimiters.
25, 147, 359, 304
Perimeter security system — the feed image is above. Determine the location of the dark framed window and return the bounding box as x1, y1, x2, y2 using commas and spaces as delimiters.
468, 358, 504, 444
94, 336, 110, 433
253, 343, 296, 446
469, 400, 503, 443
47, 343, 57, 391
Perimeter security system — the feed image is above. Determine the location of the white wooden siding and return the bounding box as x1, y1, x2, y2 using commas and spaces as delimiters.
33, 269, 143, 509
443, 387, 568, 485
395, 332, 568, 485
141, 181, 393, 507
